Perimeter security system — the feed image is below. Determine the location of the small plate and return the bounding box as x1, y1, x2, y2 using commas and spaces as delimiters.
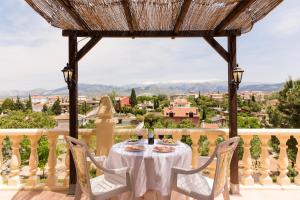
153, 146, 175, 153
126, 139, 140, 145
125, 145, 145, 152
157, 139, 179, 146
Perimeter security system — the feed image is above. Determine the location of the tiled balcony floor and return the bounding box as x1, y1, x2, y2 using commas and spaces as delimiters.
1, 188, 300, 200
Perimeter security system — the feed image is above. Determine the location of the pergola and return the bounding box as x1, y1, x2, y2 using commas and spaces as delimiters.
25, 0, 283, 195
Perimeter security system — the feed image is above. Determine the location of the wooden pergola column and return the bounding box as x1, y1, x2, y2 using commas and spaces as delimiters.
68, 32, 78, 194
65, 31, 101, 194
228, 34, 239, 194
204, 33, 240, 194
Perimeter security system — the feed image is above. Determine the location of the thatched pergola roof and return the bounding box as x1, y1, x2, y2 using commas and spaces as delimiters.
25, 0, 283, 37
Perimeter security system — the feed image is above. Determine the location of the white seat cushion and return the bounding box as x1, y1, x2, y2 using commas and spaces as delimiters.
176, 173, 214, 197
90, 174, 129, 199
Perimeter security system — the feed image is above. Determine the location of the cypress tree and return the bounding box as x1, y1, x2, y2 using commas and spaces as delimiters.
51, 98, 62, 115
15, 96, 24, 111
202, 108, 207, 121
130, 88, 137, 107
42, 104, 48, 113
26, 94, 33, 111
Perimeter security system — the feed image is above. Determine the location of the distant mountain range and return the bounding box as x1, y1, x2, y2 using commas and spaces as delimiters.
0, 81, 284, 98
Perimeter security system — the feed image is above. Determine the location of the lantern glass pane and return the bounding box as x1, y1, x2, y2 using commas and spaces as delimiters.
68, 70, 73, 81
63, 71, 69, 82
237, 71, 242, 83
233, 71, 239, 83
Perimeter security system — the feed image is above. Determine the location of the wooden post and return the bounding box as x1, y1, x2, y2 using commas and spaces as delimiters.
68, 32, 78, 194
228, 34, 239, 194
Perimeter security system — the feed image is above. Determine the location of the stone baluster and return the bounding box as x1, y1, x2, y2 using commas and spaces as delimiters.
0, 136, 4, 184
207, 135, 217, 177
64, 147, 70, 187
8, 135, 22, 185
190, 132, 200, 168
241, 135, 254, 185
277, 135, 291, 185
173, 131, 182, 142
46, 134, 58, 187
28, 135, 40, 187
294, 135, 300, 185
258, 135, 272, 185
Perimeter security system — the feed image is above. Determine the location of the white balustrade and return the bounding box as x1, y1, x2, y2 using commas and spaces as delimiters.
258, 135, 272, 185
8, 135, 22, 186
0, 128, 300, 189
46, 133, 58, 188
277, 135, 291, 185
28, 134, 41, 187
241, 135, 254, 185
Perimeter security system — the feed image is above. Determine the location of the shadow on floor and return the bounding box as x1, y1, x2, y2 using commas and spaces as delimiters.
10, 190, 73, 200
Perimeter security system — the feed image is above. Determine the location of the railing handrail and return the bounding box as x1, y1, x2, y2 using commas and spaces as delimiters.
1, 128, 300, 136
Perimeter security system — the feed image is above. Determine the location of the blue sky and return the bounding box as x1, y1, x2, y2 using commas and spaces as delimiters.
0, 0, 299, 91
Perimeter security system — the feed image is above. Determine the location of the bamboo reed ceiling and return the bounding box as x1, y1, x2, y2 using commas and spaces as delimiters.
25, 0, 283, 36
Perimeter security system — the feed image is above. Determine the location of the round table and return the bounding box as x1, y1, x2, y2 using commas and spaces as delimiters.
105, 140, 192, 199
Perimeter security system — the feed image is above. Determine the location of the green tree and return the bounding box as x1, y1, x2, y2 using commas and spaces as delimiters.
129, 88, 138, 107
202, 108, 207, 121
42, 104, 49, 113
20, 137, 31, 166
251, 95, 256, 102
51, 98, 62, 115
277, 79, 300, 128
79, 102, 92, 115
38, 136, 49, 178
177, 119, 195, 128
26, 95, 33, 111
14, 96, 24, 111
1, 98, 15, 112
154, 98, 160, 110
0, 111, 56, 129
144, 113, 162, 129
0, 111, 56, 171
237, 116, 261, 128
108, 90, 117, 108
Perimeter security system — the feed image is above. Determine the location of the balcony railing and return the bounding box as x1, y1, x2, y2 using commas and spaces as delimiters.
0, 96, 300, 189
1, 128, 300, 189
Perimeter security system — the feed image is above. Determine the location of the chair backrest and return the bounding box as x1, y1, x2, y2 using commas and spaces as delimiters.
212, 137, 240, 197
65, 136, 92, 195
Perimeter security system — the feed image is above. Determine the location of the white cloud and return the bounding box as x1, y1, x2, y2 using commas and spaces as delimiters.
0, 0, 299, 92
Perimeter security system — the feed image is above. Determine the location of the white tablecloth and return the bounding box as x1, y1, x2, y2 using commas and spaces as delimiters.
105, 140, 192, 199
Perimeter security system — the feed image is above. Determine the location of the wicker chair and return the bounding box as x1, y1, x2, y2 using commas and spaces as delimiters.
65, 136, 132, 200
169, 137, 240, 200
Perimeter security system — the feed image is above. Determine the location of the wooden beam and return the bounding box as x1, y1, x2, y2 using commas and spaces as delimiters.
63, 30, 241, 37
214, 0, 256, 33
203, 36, 229, 62
228, 34, 239, 194
77, 36, 102, 61
173, 0, 193, 34
57, 0, 91, 31
68, 32, 78, 195
121, 0, 137, 33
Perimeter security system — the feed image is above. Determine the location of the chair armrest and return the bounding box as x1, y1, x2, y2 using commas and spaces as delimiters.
172, 151, 217, 175
102, 166, 130, 175
87, 155, 106, 163
86, 151, 129, 175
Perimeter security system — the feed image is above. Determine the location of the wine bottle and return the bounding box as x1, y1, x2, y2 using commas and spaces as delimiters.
148, 130, 154, 145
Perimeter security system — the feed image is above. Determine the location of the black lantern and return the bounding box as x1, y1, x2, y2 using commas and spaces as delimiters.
232, 64, 244, 89
62, 63, 74, 89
